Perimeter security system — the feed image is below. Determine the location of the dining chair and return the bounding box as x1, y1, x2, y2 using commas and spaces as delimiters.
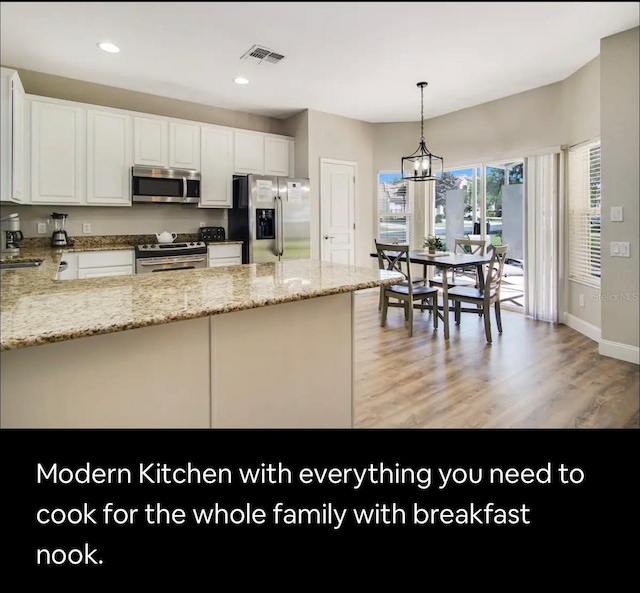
447, 244, 509, 343
375, 242, 439, 337
374, 239, 428, 311
429, 238, 487, 290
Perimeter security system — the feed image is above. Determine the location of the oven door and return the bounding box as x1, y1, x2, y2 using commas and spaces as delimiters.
136, 255, 207, 274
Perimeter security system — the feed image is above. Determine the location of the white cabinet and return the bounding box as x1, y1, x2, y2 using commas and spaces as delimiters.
264, 136, 290, 177
87, 110, 132, 206
1, 68, 25, 203
200, 126, 233, 208
31, 100, 85, 204
134, 117, 168, 167
78, 266, 132, 278
57, 250, 135, 280
208, 244, 242, 267
234, 131, 264, 174
169, 122, 200, 170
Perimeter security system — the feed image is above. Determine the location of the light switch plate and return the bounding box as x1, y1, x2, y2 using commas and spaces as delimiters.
610, 206, 624, 222
610, 241, 630, 257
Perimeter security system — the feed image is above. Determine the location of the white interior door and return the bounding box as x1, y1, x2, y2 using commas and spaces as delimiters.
320, 159, 356, 265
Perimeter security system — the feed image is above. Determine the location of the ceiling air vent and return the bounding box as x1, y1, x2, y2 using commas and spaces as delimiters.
241, 44, 285, 66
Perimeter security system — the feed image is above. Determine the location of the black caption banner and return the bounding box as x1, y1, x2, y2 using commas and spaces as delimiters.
2, 429, 638, 581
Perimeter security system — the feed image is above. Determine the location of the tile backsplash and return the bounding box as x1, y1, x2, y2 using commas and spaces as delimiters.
0, 204, 227, 238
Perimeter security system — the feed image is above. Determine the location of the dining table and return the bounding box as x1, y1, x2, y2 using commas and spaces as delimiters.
371, 249, 494, 339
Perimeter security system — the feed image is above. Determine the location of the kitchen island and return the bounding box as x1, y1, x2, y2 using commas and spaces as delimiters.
1, 247, 401, 428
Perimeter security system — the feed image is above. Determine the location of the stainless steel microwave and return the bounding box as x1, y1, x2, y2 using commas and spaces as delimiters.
132, 167, 200, 204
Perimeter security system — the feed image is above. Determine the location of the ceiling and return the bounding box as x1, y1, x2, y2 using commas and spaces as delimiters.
1, 2, 638, 123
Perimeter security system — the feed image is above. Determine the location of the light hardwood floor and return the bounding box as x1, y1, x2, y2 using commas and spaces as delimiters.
354, 290, 639, 428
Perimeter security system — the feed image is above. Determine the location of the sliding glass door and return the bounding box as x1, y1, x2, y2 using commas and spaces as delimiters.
432, 160, 525, 310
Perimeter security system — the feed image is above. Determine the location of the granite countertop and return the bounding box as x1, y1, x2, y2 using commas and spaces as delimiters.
1, 240, 402, 351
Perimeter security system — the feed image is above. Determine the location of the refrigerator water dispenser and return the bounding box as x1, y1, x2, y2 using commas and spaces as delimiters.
256, 209, 275, 239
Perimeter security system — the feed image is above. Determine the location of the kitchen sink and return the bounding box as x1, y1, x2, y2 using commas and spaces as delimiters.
0, 259, 44, 270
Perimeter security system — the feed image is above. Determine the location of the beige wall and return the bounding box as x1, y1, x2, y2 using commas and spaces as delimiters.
562, 57, 601, 329
307, 109, 374, 267
600, 27, 640, 350
282, 110, 309, 178
563, 57, 601, 146
5, 66, 286, 134
373, 79, 565, 174
1, 203, 226, 238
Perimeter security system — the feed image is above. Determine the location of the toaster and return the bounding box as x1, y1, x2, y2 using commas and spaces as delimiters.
199, 226, 226, 242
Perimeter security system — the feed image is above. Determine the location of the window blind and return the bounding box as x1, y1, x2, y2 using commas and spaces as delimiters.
378, 174, 411, 245
568, 140, 601, 286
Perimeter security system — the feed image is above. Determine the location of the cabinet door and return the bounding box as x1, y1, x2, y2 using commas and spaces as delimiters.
134, 117, 168, 167
200, 126, 233, 208
208, 257, 242, 267
77, 265, 133, 278
169, 123, 200, 170
264, 136, 289, 177
31, 100, 85, 204
10, 71, 25, 203
87, 110, 132, 206
234, 131, 264, 174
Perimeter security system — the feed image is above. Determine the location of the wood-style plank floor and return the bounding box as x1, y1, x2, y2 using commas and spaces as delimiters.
354, 290, 639, 428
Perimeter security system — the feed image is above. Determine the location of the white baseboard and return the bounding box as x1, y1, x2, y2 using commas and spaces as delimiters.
562, 313, 639, 365
599, 339, 640, 365
562, 313, 601, 344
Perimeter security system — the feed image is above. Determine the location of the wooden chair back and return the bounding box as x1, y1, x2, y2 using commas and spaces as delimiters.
455, 238, 486, 256
375, 241, 412, 285
484, 244, 509, 296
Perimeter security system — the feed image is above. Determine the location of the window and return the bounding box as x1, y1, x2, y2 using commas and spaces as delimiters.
378, 172, 411, 244
568, 140, 601, 286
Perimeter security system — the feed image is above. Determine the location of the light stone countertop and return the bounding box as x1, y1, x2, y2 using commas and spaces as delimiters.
0, 245, 402, 351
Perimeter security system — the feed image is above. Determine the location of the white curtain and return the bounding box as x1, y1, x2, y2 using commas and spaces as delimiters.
524, 153, 560, 322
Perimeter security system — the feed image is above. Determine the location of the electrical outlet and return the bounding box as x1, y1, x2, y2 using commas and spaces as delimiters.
37, 223, 47, 234
199, 222, 206, 228
82, 223, 91, 234
579, 294, 585, 308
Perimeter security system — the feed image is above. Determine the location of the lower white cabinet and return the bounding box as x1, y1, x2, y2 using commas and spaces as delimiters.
208, 244, 242, 267
57, 250, 134, 279
78, 265, 132, 278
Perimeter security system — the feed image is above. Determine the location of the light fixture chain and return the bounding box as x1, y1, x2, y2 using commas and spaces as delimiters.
420, 84, 424, 142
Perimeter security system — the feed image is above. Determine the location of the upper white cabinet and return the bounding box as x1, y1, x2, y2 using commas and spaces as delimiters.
87, 110, 132, 206
1, 68, 25, 203
200, 126, 233, 208
31, 100, 86, 204
134, 117, 168, 167
264, 136, 290, 177
234, 131, 264, 174
170, 122, 200, 170
19, 92, 294, 207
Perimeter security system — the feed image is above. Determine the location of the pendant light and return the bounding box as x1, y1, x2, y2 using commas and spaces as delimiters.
401, 82, 443, 182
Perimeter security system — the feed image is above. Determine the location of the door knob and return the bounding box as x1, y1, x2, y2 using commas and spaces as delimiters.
324, 235, 334, 240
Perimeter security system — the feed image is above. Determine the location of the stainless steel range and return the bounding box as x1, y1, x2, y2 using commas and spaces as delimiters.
135, 242, 207, 274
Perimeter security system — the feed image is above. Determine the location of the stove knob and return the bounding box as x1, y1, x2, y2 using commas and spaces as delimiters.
142, 245, 148, 249
190, 242, 195, 246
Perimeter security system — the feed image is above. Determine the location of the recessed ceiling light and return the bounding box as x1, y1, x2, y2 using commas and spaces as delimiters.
234, 77, 250, 85
97, 42, 120, 53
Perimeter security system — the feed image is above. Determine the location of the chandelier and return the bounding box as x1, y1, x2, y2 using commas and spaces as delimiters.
401, 82, 443, 182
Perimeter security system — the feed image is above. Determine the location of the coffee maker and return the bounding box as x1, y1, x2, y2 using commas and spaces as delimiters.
50, 212, 73, 247
0, 213, 24, 255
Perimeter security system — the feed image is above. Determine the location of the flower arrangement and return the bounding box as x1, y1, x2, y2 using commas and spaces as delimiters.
424, 235, 446, 253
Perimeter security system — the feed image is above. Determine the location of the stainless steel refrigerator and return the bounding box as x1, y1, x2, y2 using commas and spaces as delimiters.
228, 174, 311, 264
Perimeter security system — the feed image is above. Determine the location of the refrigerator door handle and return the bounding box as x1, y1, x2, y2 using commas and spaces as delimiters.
276, 195, 284, 257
